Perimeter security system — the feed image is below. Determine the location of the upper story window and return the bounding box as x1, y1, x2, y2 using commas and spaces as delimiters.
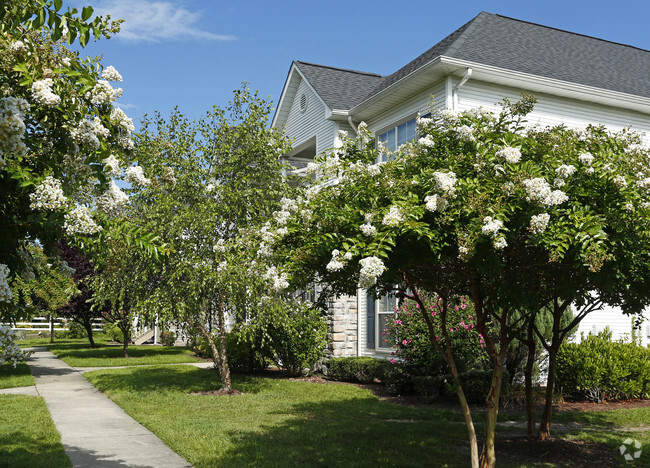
377, 113, 430, 162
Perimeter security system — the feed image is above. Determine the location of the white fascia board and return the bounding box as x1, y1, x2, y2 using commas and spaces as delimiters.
271, 63, 299, 129
440, 56, 650, 116
350, 57, 444, 117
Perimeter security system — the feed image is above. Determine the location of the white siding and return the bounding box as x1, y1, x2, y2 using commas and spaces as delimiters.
572, 306, 650, 347
367, 81, 447, 135
284, 78, 337, 155
456, 80, 650, 141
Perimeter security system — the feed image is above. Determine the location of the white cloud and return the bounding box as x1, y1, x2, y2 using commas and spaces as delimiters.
90, 0, 236, 43
114, 102, 138, 110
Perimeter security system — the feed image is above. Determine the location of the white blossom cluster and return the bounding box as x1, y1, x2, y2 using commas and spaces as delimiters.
306, 162, 320, 176
438, 109, 459, 125
86, 80, 123, 105
101, 65, 123, 82
529, 213, 550, 234
360, 222, 377, 236
31, 78, 61, 106
110, 107, 135, 133
95, 180, 128, 217
366, 164, 382, 176
496, 146, 521, 163
264, 266, 289, 291
0, 96, 29, 164
578, 152, 594, 166
424, 194, 448, 212
125, 166, 151, 186
482, 216, 507, 250
482, 216, 503, 237
357, 121, 372, 144
0, 325, 31, 367
555, 164, 576, 179
419, 135, 435, 147
522, 178, 568, 206
416, 113, 433, 131
213, 239, 226, 253
433, 171, 457, 197
70, 117, 109, 149
382, 206, 404, 227
0, 264, 12, 303
102, 154, 122, 177
326, 249, 346, 272
359, 256, 386, 288
9, 41, 26, 52
613, 176, 627, 188
216, 261, 228, 273
64, 205, 102, 235
30, 176, 68, 210
273, 209, 291, 226
456, 125, 475, 142
636, 177, 650, 191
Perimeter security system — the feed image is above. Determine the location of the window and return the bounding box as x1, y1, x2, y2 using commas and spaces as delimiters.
366, 292, 398, 351
378, 113, 430, 162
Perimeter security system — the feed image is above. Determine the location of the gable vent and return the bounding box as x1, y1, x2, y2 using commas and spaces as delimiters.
299, 93, 308, 113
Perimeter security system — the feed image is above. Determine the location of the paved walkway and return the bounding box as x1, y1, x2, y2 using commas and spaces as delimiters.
6, 348, 195, 467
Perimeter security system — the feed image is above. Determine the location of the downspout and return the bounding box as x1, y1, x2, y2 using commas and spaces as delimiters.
347, 115, 358, 133
452, 68, 473, 110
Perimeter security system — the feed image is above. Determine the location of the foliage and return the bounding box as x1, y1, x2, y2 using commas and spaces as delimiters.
556, 330, 650, 401
159, 331, 176, 347
58, 320, 86, 339
188, 330, 271, 372
116, 89, 293, 390
244, 297, 328, 376
0, 326, 32, 367
103, 322, 123, 343
325, 356, 388, 384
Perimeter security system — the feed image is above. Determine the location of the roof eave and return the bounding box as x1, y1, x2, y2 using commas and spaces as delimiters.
440, 57, 650, 115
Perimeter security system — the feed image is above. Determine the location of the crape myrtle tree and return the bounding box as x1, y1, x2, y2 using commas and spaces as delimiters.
122, 88, 293, 392
0, 1, 137, 362
266, 98, 650, 468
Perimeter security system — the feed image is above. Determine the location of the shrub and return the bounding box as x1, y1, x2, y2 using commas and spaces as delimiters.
160, 331, 176, 347
385, 294, 490, 377
104, 323, 123, 343
556, 330, 650, 402
326, 356, 388, 384
59, 321, 87, 339
411, 370, 511, 403
187, 328, 271, 372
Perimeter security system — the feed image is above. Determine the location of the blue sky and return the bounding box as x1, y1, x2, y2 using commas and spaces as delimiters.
75, 0, 650, 129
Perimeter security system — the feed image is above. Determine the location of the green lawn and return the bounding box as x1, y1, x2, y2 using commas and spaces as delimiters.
0, 363, 34, 389
85, 365, 467, 467
0, 395, 71, 468
17, 337, 202, 367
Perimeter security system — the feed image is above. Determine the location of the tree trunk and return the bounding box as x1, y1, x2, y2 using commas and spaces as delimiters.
480, 357, 506, 468
49, 315, 55, 343
216, 299, 232, 392
81, 320, 96, 348
538, 344, 559, 440
449, 355, 479, 468
524, 319, 537, 439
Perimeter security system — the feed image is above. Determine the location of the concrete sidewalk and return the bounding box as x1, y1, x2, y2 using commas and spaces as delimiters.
22, 347, 193, 468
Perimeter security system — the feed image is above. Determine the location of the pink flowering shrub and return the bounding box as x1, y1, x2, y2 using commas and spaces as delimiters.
386, 293, 489, 377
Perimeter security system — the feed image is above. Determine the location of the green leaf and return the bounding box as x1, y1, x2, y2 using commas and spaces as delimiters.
81, 6, 93, 21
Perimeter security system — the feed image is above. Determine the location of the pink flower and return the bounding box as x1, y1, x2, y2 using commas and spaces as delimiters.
390, 359, 396, 364
461, 304, 466, 309
402, 340, 408, 345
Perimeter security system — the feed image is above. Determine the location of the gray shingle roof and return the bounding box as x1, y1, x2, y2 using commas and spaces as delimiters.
293, 61, 383, 110
294, 12, 650, 111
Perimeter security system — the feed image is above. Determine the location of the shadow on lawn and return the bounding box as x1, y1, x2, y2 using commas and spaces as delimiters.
213, 397, 467, 467
48, 343, 192, 361
0, 431, 71, 468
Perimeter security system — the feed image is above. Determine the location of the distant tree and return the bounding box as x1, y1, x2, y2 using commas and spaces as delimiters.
57, 239, 103, 347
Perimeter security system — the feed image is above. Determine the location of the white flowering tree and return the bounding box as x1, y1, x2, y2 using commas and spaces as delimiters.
267, 97, 650, 468
0, 1, 138, 364
112, 89, 293, 392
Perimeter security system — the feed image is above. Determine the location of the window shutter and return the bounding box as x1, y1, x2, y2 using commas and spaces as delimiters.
366, 293, 375, 348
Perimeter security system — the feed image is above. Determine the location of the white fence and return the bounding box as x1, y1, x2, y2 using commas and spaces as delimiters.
2, 317, 104, 332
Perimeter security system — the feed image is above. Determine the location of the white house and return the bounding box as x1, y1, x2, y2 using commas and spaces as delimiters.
272, 11, 650, 357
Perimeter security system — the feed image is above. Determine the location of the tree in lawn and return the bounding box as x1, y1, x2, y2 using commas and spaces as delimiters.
266, 99, 650, 467
0, 1, 134, 356
57, 239, 103, 347
10, 243, 76, 343
126, 88, 292, 391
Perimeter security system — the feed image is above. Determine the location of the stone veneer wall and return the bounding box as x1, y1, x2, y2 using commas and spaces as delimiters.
326, 294, 358, 357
